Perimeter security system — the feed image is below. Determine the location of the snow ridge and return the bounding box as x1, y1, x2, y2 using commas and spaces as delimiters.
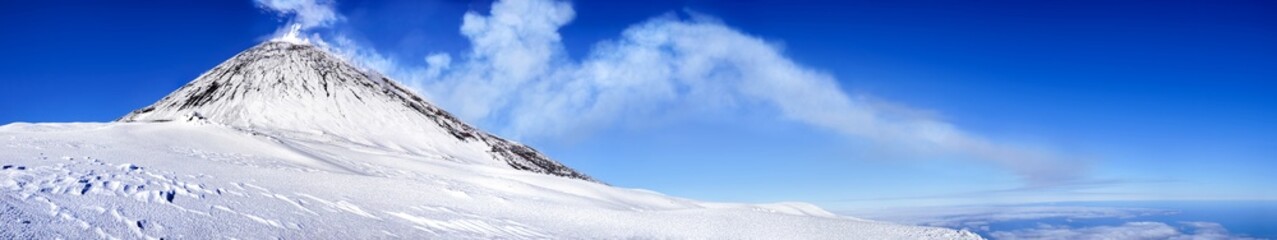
118, 41, 595, 182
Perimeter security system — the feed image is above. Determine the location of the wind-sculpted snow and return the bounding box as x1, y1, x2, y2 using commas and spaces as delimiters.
1, 41, 983, 239
1, 122, 982, 239
118, 41, 593, 182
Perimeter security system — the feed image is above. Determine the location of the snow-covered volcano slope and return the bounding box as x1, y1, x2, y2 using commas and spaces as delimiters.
0, 40, 982, 239
118, 41, 591, 182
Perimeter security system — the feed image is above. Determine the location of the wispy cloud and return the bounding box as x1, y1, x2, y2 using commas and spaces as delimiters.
256, 0, 1086, 186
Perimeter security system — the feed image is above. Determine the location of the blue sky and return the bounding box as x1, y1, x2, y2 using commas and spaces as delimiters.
2, 0, 1275, 212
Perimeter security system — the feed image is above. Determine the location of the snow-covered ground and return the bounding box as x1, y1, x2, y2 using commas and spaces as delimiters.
1, 40, 980, 239
2, 121, 979, 239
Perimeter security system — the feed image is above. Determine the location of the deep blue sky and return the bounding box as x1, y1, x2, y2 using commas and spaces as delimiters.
2, 0, 1275, 209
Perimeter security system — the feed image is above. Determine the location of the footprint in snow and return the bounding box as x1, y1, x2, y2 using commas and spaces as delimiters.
117, 164, 143, 171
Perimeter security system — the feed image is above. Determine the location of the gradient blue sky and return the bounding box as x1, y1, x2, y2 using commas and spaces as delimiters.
2, 0, 1274, 210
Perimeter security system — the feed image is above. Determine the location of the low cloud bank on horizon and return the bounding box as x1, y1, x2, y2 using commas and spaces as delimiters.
253, 0, 1084, 186
859, 205, 1258, 240
990, 221, 1254, 240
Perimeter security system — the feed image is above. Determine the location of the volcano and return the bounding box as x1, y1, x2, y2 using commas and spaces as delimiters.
118, 41, 593, 182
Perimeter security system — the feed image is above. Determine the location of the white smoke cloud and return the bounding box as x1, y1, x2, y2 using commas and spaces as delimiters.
254, 0, 341, 40
257, 0, 1086, 186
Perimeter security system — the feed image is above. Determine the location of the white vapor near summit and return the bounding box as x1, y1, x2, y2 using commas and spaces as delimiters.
257, 0, 1085, 186
254, 0, 340, 30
